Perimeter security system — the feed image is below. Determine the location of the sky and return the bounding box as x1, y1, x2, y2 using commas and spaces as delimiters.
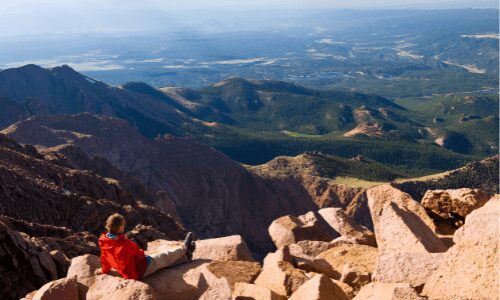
0, 0, 498, 36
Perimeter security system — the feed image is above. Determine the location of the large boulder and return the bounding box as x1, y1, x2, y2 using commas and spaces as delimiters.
369, 199, 447, 288
374, 202, 446, 253
147, 235, 254, 262
32, 276, 78, 300
199, 260, 261, 300
353, 283, 424, 300
268, 212, 339, 248
421, 188, 490, 218
232, 283, 286, 300
366, 185, 436, 233
289, 274, 349, 300
318, 208, 376, 247
66, 254, 101, 299
87, 275, 156, 300
142, 260, 211, 300
373, 252, 444, 287
194, 235, 255, 262
317, 244, 377, 291
422, 195, 499, 300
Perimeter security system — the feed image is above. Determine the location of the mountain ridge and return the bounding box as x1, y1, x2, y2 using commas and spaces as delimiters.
0, 64, 496, 175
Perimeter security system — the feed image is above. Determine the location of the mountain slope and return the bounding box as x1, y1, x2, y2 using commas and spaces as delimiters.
2, 113, 380, 254
0, 133, 184, 236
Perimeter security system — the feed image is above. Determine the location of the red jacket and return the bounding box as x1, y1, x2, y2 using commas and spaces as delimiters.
98, 232, 148, 279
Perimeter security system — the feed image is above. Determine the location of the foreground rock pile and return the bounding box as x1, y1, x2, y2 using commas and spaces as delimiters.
21, 185, 498, 299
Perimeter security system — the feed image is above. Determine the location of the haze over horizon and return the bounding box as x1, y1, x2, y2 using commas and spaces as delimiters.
0, 0, 498, 37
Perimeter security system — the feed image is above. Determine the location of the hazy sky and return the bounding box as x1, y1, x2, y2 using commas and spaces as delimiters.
1, 0, 498, 36
3, 0, 498, 11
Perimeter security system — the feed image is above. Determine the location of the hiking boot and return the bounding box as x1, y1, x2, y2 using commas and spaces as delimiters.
183, 232, 196, 261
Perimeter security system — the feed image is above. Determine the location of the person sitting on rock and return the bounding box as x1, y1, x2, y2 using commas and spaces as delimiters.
96, 213, 195, 279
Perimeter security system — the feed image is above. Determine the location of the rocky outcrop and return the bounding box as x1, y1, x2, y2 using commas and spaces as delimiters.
254, 260, 309, 297
373, 201, 446, 253
422, 195, 499, 300
367, 186, 447, 289
366, 184, 436, 234
22, 192, 498, 300
421, 188, 491, 234
421, 188, 490, 218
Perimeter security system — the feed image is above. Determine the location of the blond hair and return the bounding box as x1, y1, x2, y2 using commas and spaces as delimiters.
105, 213, 125, 234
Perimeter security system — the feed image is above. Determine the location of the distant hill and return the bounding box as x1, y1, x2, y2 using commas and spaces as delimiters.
160, 77, 416, 136
249, 152, 404, 183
